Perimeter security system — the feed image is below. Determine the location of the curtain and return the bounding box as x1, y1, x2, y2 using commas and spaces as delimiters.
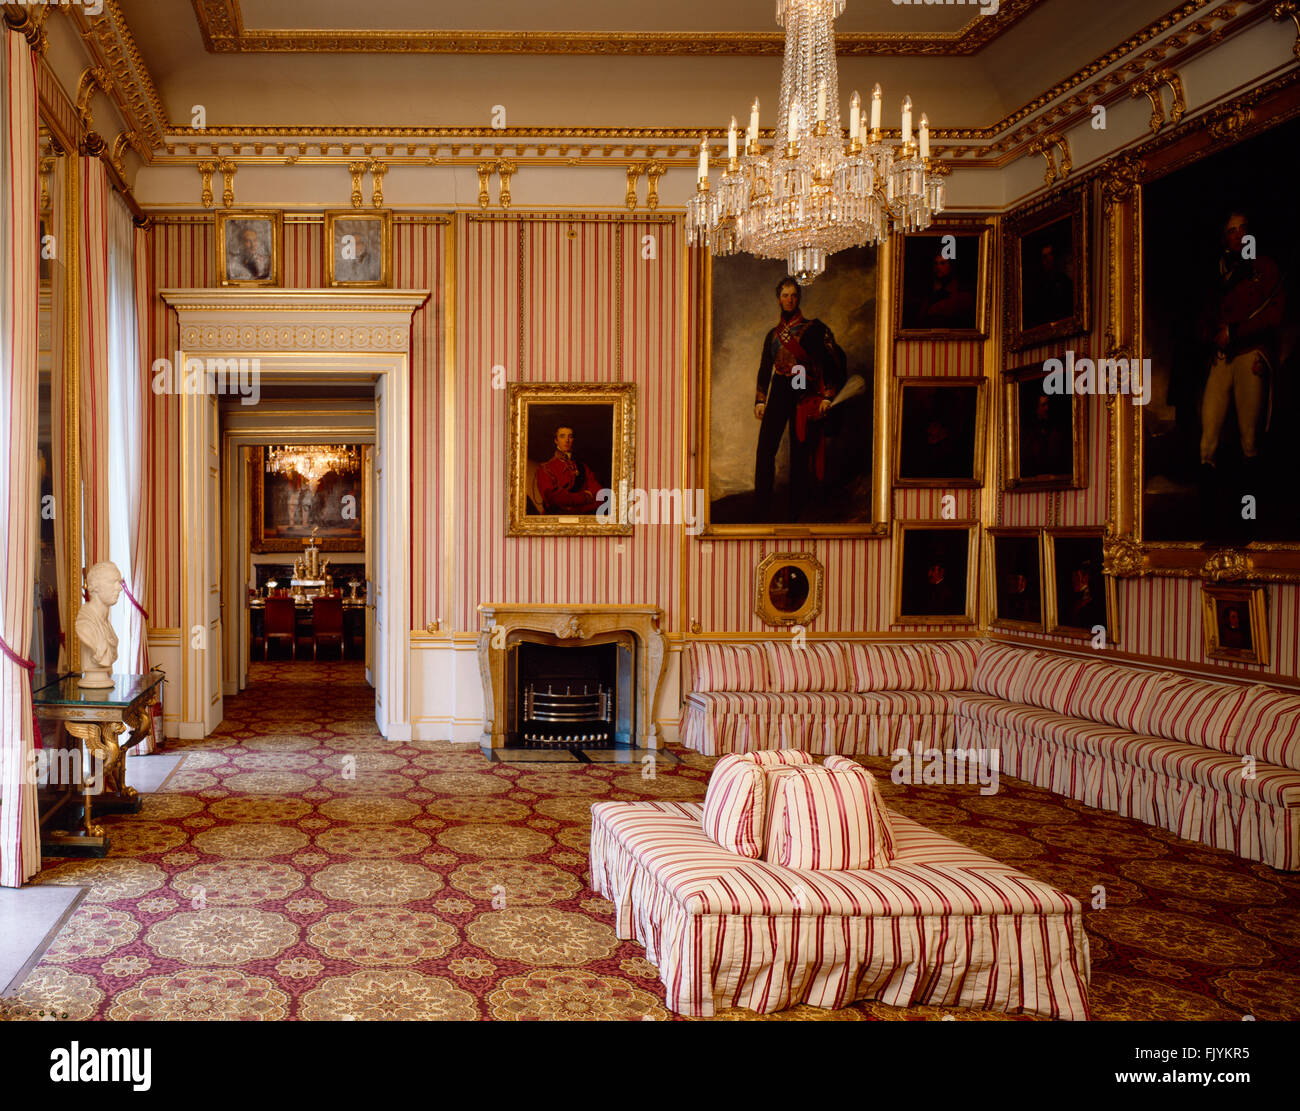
105, 195, 160, 753
0, 27, 42, 887
78, 156, 110, 572
46, 154, 68, 671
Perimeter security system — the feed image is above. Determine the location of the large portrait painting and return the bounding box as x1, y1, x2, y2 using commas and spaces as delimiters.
1006, 188, 1089, 351
252, 445, 365, 553
894, 220, 992, 340
508, 382, 636, 536
701, 246, 884, 536
892, 522, 978, 625
1140, 112, 1300, 547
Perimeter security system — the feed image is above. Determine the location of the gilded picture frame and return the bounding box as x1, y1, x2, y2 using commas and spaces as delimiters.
1201, 583, 1269, 666
893, 376, 987, 488
1106, 72, 1300, 583
986, 527, 1046, 632
1044, 527, 1118, 642
1003, 362, 1087, 491
893, 217, 994, 341
507, 382, 636, 537
697, 245, 892, 538
324, 210, 393, 288
754, 551, 824, 628
892, 521, 979, 626
1005, 186, 1090, 351
215, 209, 283, 287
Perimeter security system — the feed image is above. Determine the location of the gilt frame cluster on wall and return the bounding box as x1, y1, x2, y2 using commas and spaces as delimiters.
506, 382, 636, 537
215, 210, 283, 287
697, 244, 891, 537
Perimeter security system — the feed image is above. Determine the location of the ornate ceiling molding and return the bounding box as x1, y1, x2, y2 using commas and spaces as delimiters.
190, 0, 1044, 57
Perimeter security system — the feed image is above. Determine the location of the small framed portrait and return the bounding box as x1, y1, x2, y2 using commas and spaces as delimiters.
1004, 363, 1086, 490
1044, 528, 1118, 642
987, 528, 1045, 631
895, 220, 993, 340
508, 382, 636, 536
893, 522, 978, 625
754, 551, 824, 627
215, 210, 282, 287
1202, 584, 1269, 665
325, 210, 392, 288
1006, 188, 1089, 350
894, 377, 986, 487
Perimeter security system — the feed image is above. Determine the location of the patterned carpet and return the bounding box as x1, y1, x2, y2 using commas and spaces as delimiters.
2, 659, 1298, 1022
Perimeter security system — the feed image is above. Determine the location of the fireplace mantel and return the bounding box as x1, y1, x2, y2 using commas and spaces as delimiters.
477, 604, 667, 749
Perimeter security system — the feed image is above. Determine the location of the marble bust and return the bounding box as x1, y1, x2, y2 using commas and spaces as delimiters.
76, 561, 122, 689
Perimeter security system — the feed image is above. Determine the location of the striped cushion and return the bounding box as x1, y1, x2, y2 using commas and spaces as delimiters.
848, 643, 929, 692
764, 762, 896, 871
972, 642, 1042, 703
923, 640, 982, 690
764, 641, 850, 692
1220, 685, 1300, 771
1018, 653, 1085, 715
688, 643, 767, 692
701, 754, 768, 858
1140, 674, 1254, 750
1064, 660, 1164, 733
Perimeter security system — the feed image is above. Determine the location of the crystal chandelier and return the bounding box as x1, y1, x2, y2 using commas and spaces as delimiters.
265, 444, 361, 491
686, 0, 945, 284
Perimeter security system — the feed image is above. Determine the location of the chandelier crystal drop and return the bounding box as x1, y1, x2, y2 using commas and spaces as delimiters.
686, 0, 945, 284
265, 444, 362, 491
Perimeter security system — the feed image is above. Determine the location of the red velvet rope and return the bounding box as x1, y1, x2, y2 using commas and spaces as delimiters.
0, 631, 43, 750
122, 581, 148, 620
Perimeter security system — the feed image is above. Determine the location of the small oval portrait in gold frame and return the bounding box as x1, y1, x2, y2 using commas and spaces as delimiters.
755, 552, 824, 627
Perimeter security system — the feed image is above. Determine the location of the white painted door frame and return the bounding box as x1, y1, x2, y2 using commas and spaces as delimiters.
161, 290, 428, 741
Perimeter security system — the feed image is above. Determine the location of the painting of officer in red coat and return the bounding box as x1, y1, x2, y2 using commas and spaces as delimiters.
523, 403, 614, 516
705, 245, 878, 530
1141, 115, 1300, 544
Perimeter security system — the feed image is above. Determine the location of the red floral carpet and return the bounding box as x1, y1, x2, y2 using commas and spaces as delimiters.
3, 659, 1298, 1021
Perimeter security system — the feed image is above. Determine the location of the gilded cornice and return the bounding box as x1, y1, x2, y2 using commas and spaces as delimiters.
190, 0, 1043, 57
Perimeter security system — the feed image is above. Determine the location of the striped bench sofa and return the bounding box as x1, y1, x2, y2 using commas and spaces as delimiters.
590, 798, 1091, 1019
681, 640, 1300, 870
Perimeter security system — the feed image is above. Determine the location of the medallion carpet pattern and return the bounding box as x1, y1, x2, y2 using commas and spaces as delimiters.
3, 660, 1298, 1021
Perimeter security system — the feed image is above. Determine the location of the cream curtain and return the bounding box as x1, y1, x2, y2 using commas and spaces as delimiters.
0, 27, 42, 887
46, 154, 69, 671
78, 156, 111, 572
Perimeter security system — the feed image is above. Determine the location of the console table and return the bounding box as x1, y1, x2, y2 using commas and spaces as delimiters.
33, 671, 164, 856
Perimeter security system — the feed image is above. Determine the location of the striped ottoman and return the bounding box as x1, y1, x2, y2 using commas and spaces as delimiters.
589, 800, 1091, 1019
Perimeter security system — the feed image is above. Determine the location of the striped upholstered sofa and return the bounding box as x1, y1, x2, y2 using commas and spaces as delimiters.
680, 639, 1300, 870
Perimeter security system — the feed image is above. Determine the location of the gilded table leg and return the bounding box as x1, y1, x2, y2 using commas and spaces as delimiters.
63, 721, 122, 838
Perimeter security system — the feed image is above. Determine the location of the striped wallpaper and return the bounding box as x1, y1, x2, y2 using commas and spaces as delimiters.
143, 215, 447, 630
138, 206, 1298, 676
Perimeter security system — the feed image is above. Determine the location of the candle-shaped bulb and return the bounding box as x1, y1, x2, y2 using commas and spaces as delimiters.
698, 136, 708, 183
728, 116, 738, 160
849, 91, 861, 142
749, 98, 760, 142
919, 113, 930, 159
817, 79, 827, 124
789, 100, 802, 141
870, 83, 882, 131
901, 96, 912, 145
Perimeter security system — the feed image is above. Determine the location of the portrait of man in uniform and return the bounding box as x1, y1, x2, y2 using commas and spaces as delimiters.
704, 246, 878, 532
1141, 117, 1299, 544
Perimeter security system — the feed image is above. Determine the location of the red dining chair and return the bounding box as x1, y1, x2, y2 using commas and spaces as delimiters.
264, 596, 297, 660
312, 595, 345, 660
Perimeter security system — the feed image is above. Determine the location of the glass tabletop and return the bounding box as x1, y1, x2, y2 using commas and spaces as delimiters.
32, 671, 164, 709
